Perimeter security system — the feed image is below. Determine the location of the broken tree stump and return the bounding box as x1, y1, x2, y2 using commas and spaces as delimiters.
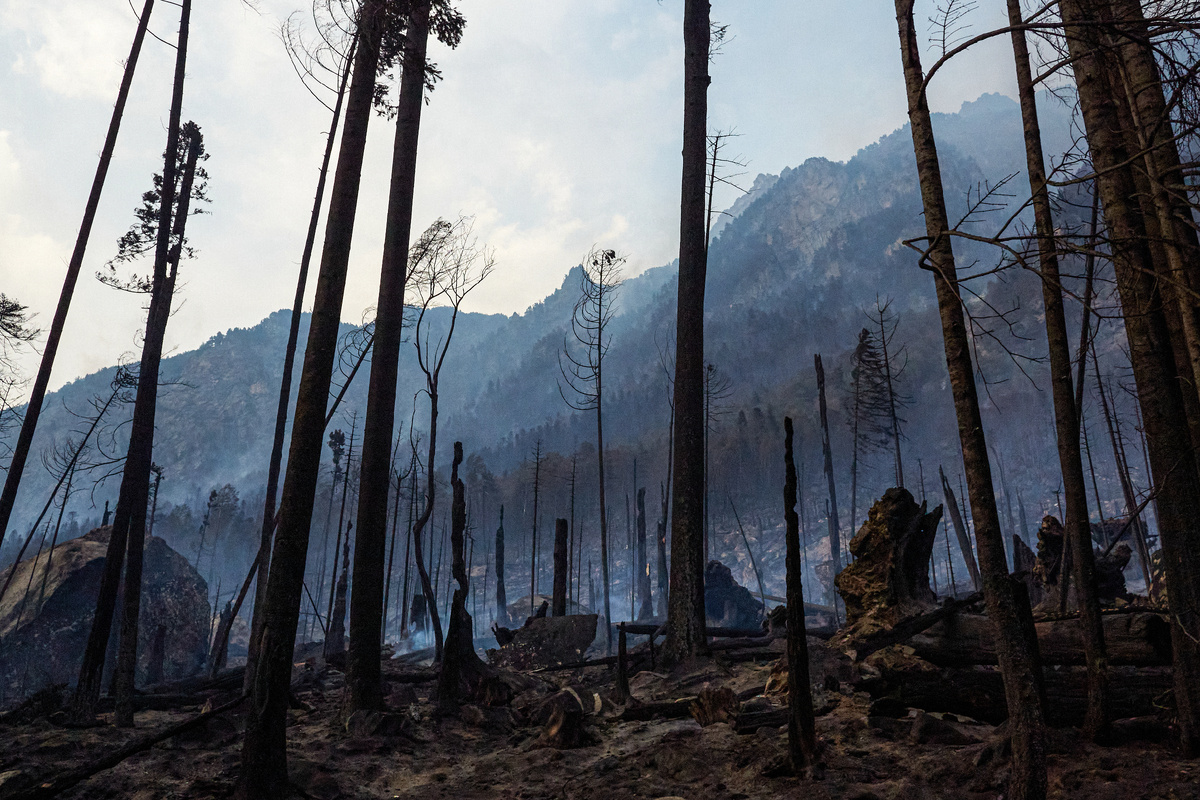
834, 487, 943, 637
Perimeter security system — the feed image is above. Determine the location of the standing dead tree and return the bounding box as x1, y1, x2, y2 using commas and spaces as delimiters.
1055, 0, 1200, 753
69, 2, 207, 715
437, 442, 503, 708
348, 0, 465, 714
784, 417, 819, 777
704, 127, 749, 252
703, 362, 732, 558
242, 0, 359, 695
494, 505, 506, 625
0, 0, 154, 543
871, 297, 909, 487
236, 2, 391, 793
893, 2, 1047, 796
1005, 0, 1108, 739
846, 327, 892, 539
559, 248, 624, 652
409, 217, 495, 663
662, 0, 711, 668
814, 354, 843, 576
528, 440, 544, 614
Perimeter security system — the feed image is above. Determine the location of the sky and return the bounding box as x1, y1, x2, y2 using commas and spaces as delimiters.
0, 0, 1022, 394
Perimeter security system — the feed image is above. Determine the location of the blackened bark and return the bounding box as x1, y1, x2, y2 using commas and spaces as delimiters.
940, 466, 980, 590
0, 0, 154, 541
495, 506, 506, 625
81, 0, 192, 727
1005, 0, 1108, 738
325, 424, 355, 655
784, 417, 819, 776
348, 0, 431, 713
327, 529, 350, 657
636, 487, 653, 619
552, 518, 568, 617
531, 440, 543, 614
814, 354, 842, 574
596, 392, 611, 652
893, 3, 1047, 797
662, 0, 710, 667
115, 129, 202, 726
1058, 0, 1200, 754
437, 442, 496, 707
243, 33, 357, 696
235, 4, 387, 794
658, 402, 674, 617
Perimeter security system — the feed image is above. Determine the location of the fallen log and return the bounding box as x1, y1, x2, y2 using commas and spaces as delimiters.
734, 708, 789, 734
615, 622, 768, 639
849, 593, 983, 662
910, 611, 1171, 667
619, 698, 696, 721
871, 665, 1172, 727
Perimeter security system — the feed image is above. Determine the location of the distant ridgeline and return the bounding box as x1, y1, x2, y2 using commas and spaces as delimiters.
3, 92, 1135, 580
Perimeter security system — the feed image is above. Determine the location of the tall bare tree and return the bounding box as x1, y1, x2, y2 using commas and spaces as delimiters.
1057, 0, 1200, 754
71, 0, 197, 724
559, 248, 624, 652
236, 3, 390, 793
893, 2, 1046, 796
1005, 0, 1108, 739
241, 12, 359, 695
347, 0, 464, 713
661, 0, 711, 667
408, 217, 494, 663
0, 0, 155, 542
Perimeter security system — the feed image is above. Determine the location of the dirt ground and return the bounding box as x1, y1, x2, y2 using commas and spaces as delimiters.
0, 649, 1197, 800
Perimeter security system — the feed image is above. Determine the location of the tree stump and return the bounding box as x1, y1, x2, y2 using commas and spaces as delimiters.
834, 488, 943, 636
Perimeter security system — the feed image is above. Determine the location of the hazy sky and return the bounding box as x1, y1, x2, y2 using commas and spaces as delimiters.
0, 0, 1021, 392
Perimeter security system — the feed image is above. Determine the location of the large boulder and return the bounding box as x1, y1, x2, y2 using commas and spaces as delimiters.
0, 527, 209, 703
834, 487, 942, 636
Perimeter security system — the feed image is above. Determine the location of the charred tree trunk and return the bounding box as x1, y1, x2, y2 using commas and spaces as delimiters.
438, 442, 499, 708
235, 4, 387, 794
347, 0, 431, 713
893, 3, 1047, 797
814, 354, 842, 574
243, 32, 357, 697
1006, 0, 1108, 739
657, 401, 674, 617
114, 126, 202, 727
662, 0, 710, 668
940, 466, 980, 590
596, 390, 611, 652
75, 1, 192, 726
530, 440, 542, 615
326, 424, 355, 644
783, 418, 819, 776
495, 506, 506, 626
0, 0, 154, 541
1058, 0, 1200, 754
636, 487, 653, 619
553, 518, 568, 617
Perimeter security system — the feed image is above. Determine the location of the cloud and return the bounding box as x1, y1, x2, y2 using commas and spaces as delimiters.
0, 0, 1021, 391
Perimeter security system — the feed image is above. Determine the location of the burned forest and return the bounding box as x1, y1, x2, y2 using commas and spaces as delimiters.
5, 1, 1200, 798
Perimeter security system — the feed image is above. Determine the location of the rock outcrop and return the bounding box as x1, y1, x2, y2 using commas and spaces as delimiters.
0, 527, 209, 703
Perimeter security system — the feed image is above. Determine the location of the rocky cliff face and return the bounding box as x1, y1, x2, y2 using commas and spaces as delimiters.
0, 527, 210, 704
